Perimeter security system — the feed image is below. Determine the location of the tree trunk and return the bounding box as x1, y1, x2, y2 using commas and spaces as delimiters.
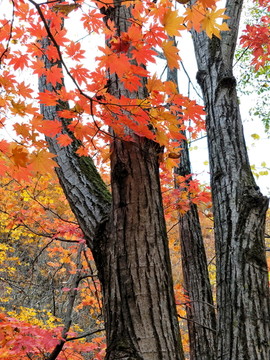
95, 137, 183, 360
176, 141, 217, 360
191, 0, 270, 358
38, 1, 185, 359
168, 63, 217, 360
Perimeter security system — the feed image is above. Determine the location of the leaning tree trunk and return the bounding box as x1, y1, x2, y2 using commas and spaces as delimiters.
37, 1, 185, 359
167, 63, 217, 359
191, 0, 270, 358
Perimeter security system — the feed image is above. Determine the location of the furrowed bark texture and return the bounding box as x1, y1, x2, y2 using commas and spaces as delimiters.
95, 137, 184, 360
176, 141, 217, 360
191, 0, 270, 358
168, 64, 217, 359
39, 38, 111, 246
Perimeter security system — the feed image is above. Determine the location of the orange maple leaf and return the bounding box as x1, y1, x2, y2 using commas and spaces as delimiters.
76, 146, 89, 157
30, 150, 58, 174
37, 91, 59, 106
65, 41, 85, 61
11, 146, 28, 168
38, 119, 62, 138
16, 82, 33, 98
198, 0, 217, 8
8, 51, 29, 70
161, 9, 185, 37
46, 65, 64, 87
161, 41, 180, 70
184, 4, 205, 32
0, 140, 9, 154
57, 134, 73, 147
10, 100, 26, 116
70, 64, 90, 85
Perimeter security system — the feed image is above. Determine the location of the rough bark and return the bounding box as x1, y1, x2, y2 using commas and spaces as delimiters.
38, 1, 185, 359
191, 0, 270, 358
95, 137, 183, 360
39, 41, 111, 247
168, 64, 217, 360
176, 141, 217, 360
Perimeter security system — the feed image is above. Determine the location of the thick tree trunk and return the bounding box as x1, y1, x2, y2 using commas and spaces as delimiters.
168, 64, 217, 359
191, 0, 270, 358
95, 137, 183, 360
38, 1, 185, 359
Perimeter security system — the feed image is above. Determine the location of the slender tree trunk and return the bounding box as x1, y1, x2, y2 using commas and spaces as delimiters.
38, 1, 185, 359
191, 0, 270, 358
176, 143, 217, 360
168, 64, 217, 360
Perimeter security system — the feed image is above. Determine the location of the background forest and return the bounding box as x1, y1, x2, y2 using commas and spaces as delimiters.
0, 0, 269, 359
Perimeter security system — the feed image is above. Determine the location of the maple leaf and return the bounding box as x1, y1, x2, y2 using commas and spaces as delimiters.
76, 146, 89, 156
201, 8, 230, 38
11, 146, 28, 168
65, 41, 85, 61
161, 9, 185, 37
37, 91, 59, 106
38, 119, 62, 137
198, 0, 217, 8
13, 123, 31, 139
97, 47, 131, 77
0, 140, 9, 153
161, 41, 180, 69
30, 150, 58, 174
111, 35, 131, 53
10, 100, 26, 116
31, 59, 46, 76
46, 65, 64, 87
70, 64, 90, 85
121, 72, 142, 91
16, 82, 33, 98
184, 4, 205, 32
81, 10, 104, 33
131, 45, 156, 65
8, 52, 29, 70
57, 134, 73, 147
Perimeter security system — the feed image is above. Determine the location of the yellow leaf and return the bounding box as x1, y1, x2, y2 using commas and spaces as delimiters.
161, 9, 185, 37
251, 133, 260, 140
201, 8, 230, 38
259, 170, 268, 176
161, 41, 180, 70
